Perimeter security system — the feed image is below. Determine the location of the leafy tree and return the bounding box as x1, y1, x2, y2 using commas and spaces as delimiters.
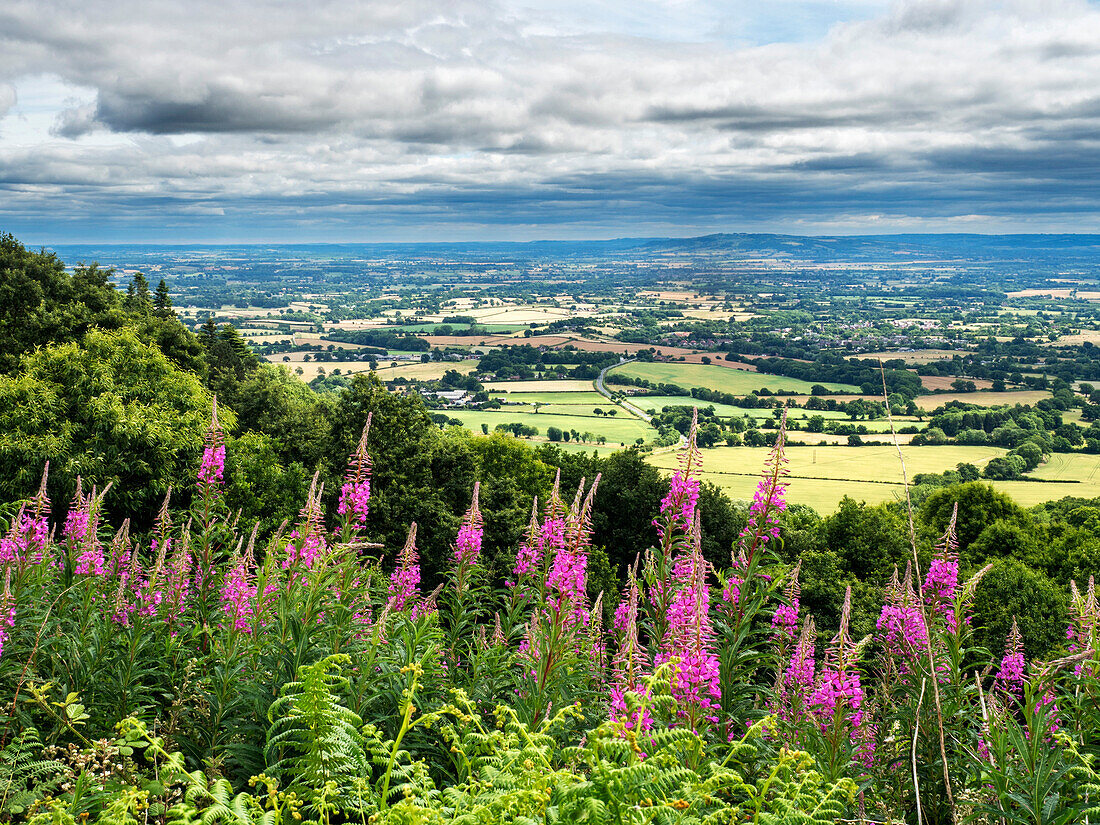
919, 482, 1032, 567
0, 328, 221, 524
822, 498, 910, 583
0, 234, 128, 373
972, 557, 1067, 658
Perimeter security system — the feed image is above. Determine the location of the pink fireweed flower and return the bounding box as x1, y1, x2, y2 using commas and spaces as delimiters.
162, 533, 192, 618
877, 566, 928, 673
337, 414, 373, 530
772, 563, 801, 640
996, 618, 1026, 699
1067, 577, 1100, 677
549, 475, 600, 625
738, 413, 789, 562
66, 481, 112, 576
810, 586, 873, 766
197, 398, 226, 492
655, 410, 702, 540
388, 523, 421, 613
610, 568, 653, 730
453, 482, 483, 566
657, 518, 721, 725
924, 505, 961, 633
221, 546, 257, 633
513, 498, 541, 581
1, 464, 51, 566
785, 617, 818, 697
284, 474, 328, 569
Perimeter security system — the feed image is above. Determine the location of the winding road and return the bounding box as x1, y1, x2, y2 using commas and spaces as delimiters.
594, 360, 655, 426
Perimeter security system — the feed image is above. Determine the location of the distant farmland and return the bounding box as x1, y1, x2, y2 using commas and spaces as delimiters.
646, 444, 1100, 512
607, 362, 859, 395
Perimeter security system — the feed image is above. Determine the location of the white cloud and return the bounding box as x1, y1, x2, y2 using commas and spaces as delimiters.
1, 0, 1100, 238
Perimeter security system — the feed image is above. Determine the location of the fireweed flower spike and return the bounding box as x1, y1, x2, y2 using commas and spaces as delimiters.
454, 482, 483, 567
876, 564, 928, 676
811, 586, 874, 767
996, 618, 1026, 699
284, 473, 328, 570
1068, 577, 1100, 676
68, 481, 112, 576
548, 476, 600, 626
658, 516, 721, 729
646, 412, 701, 640
513, 497, 541, 582
610, 565, 651, 729
389, 522, 422, 614
338, 413, 373, 533
656, 409, 702, 539
737, 410, 789, 565
772, 561, 801, 641
924, 503, 961, 632
1, 463, 51, 567
221, 533, 258, 634
197, 397, 226, 492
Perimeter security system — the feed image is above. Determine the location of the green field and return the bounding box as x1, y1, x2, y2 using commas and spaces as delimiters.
634, 395, 919, 432
645, 444, 1100, 512
489, 391, 609, 406
447, 408, 652, 446
915, 390, 1051, 409
1028, 452, 1100, 483
381, 323, 528, 333
608, 362, 858, 395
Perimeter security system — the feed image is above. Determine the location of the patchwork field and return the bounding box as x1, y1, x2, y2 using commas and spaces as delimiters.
446, 408, 652, 446
915, 390, 1051, 408
646, 443, 1100, 511
483, 380, 596, 392
647, 444, 1005, 511
607, 362, 858, 395
1028, 452, 1100, 483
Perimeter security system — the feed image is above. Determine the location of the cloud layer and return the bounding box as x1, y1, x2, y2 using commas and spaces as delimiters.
2, 0, 1100, 241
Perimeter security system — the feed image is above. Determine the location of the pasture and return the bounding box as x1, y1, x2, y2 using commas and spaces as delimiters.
483, 380, 596, 392
915, 390, 1051, 409
446, 408, 652, 446
647, 443, 1100, 511
607, 362, 858, 395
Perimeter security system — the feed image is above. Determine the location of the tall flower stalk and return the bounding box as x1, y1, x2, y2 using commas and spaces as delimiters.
388, 522, 421, 615
337, 414, 372, 539
197, 397, 225, 530
658, 516, 720, 731
645, 410, 701, 645
1, 463, 50, 569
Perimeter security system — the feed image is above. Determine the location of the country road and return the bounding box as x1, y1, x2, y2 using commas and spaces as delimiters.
594, 360, 655, 426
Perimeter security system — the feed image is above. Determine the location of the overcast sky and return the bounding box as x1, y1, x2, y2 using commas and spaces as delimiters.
2, 0, 1100, 243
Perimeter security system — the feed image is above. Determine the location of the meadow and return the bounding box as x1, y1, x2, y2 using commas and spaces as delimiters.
446, 406, 652, 445
648, 444, 1008, 511
607, 361, 859, 394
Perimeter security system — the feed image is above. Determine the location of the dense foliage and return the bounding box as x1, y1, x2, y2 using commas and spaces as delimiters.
3, 416, 1100, 824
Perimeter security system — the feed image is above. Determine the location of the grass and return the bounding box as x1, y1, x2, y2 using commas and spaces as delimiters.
645, 443, 1100, 512
607, 362, 858, 395
447, 409, 652, 446
483, 380, 596, 392
490, 391, 609, 405
915, 390, 1051, 409
649, 444, 1005, 485
372, 361, 478, 380
1028, 452, 1100, 483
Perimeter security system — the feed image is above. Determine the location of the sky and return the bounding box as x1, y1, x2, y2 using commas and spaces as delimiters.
2, 0, 1100, 243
